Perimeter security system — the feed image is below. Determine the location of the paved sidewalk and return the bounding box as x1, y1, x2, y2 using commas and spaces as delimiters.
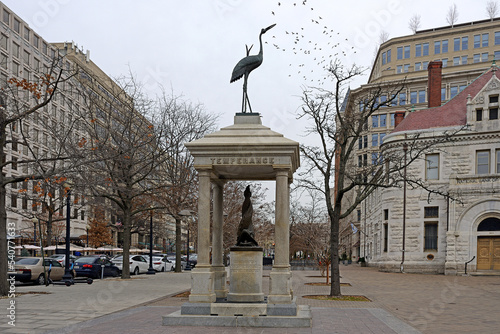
1, 265, 499, 333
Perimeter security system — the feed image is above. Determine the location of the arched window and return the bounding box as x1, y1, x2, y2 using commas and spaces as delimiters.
477, 217, 500, 231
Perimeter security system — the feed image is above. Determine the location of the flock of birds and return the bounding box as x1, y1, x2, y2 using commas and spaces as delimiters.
266, 0, 356, 85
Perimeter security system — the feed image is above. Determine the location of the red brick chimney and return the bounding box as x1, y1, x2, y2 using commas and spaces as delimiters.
427, 61, 442, 108
394, 111, 405, 128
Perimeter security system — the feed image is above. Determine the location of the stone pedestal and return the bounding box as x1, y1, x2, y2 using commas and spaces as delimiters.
188, 265, 216, 303
227, 247, 264, 302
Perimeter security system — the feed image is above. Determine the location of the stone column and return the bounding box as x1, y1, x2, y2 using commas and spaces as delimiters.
189, 169, 216, 303
212, 181, 227, 299
268, 169, 293, 304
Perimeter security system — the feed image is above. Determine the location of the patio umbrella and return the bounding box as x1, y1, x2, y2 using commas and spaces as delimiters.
15, 245, 40, 249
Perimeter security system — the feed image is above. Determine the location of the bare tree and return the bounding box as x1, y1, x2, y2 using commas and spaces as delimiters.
408, 14, 421, 34
379, 30, 389, 44
486, 1, 499, 20
298, 57, 470, 296
446, 4, 459, 27
155, 89, 218, 272
0, 54, 80, 295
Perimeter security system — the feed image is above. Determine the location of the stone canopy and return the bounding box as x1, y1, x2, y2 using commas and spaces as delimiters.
185, 113, 300, 181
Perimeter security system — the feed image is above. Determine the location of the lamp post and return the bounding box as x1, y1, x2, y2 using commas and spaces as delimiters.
147, 210, 156, 275
178, 210, 193, 271
62, 182, 74, 283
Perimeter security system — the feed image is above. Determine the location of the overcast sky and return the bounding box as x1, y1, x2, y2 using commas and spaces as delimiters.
2, 0, 491, 201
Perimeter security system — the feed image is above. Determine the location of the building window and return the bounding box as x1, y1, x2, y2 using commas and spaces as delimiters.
423, 43, 429, 56
434, 40, 441, 54
474, 54, 480, 63
399, 92, 406, 105
477, 108, 483, 121
383, 223, 388, 252
358, 137, 362, 150
496, 31, 500, 45
380, 133, 386, 144
461, 55, 468, 65
372, 133, 379, 147
43, 42, 48, 55
423, 61, 429, 70
387, 49, 391, 62
424, 206, 439, 218
482, 52, 489, 62
418, 90, 426, 103
415, 62, 421, 71
442, 39, 448, 53
442, 58, 448, 67
495, 51, 500, 61
12, 43, 19, 58
482, 33, 489, 47
390, 113, 395, 126
454, 38, 460, 51
372, 152, 379, 165
384, 209, 389, 221
441, 87, 446, 101
403, 64, 410, 72
404, 45, 410, 58
450, 86, 459, 99
489, 95, 498, 103
12, 157, 17, 170
382, 52, 386, 65
410, 91, 417, 104
13, 18, 20, 34
24, 27, 30, 41
380, 114, 387, 127
453, 57, 460, 66
396, 65, 402, 73
358, 155, 363, 167
0, 34, 7, 50
415, 43, 422, 57
397, 46, 403, 60
363, 135, 368, 148
2, 9, 10, 25
477, 150, 490, 174
462, 36, 468, 50
490, 108, 498, 120
424, 222, 438, 251
496, 149, 500, 173
372, 115, 379, 128
474, 34, 481, 48
426, 154, 439, 180
10, 193, 17, 208
33, 35, 39, 48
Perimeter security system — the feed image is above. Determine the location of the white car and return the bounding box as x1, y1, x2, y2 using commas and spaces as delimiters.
112, 255, 149, 275
144, 255, 174, 272
167, 256, 186, 271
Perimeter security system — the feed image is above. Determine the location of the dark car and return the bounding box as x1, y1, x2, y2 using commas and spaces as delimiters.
73, 256, 119, 279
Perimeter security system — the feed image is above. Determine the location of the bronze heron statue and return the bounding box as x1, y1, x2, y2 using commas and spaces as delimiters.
230, 24, 276, 113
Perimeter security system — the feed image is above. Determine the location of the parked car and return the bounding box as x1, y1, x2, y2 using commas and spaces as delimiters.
143, 255, 174, 272
14, 257, 66, 284
183, 253, 197, 267
112, 255, 149, 275
73, 256, 119, 279
167, 256, 186, 271
48, 254, 77, 266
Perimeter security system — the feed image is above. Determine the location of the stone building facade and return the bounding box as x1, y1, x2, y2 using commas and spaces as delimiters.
341, 17, 500, 274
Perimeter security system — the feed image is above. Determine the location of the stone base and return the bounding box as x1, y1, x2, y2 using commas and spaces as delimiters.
227, 247, 264, 302
164, 304, 311, 328
189, 266, 216, 303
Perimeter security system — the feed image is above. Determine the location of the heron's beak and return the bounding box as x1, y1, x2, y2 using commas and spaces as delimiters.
263, 23, 276, 33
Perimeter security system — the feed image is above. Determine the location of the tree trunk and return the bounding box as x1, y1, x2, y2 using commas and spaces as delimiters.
121, 209, 131, 279
0, 181, 8, 296
330, 204, 341, 296
175, 217, 182, 272
47, 210, 53, 247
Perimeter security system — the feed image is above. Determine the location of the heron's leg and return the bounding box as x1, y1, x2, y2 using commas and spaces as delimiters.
242, 74, 248, 113
241, 83, 246, 113
246, 90, 253, 113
